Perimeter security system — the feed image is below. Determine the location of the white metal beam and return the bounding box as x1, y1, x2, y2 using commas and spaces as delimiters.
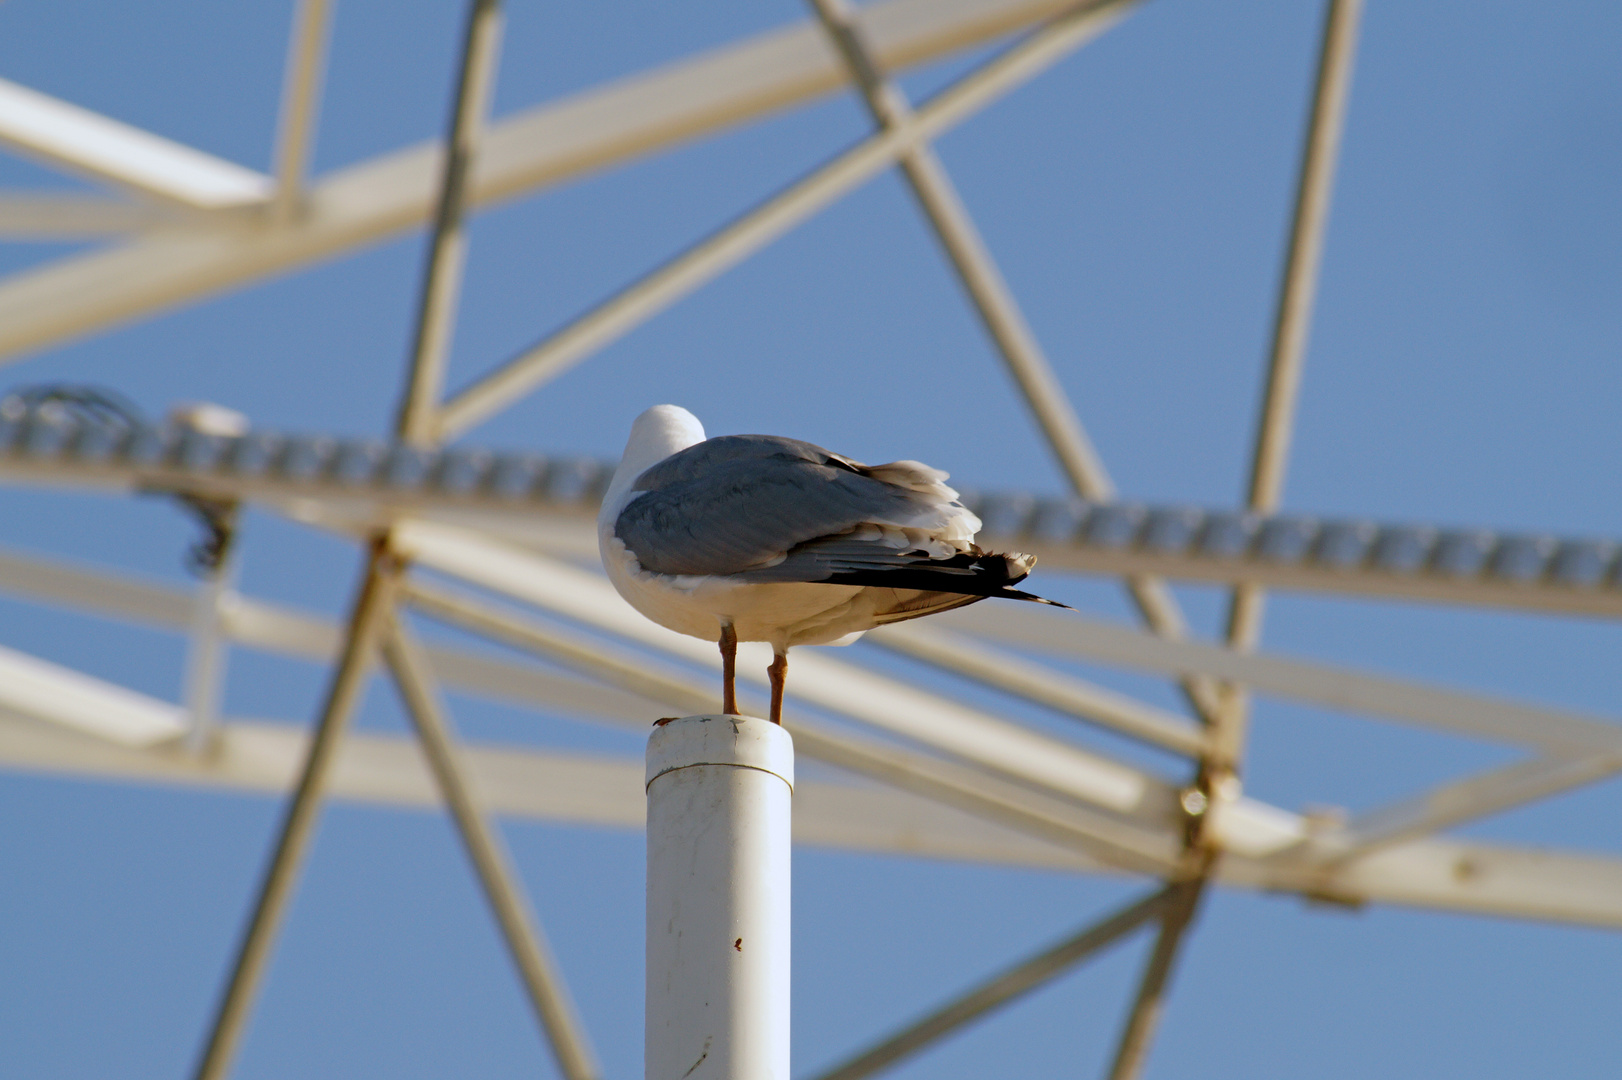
269, 0, 334, 222
0, 542, 674, 724
1225, 837, 1622, 929
1102, 876, 1206, 1080
804, 0, 1223, 734
5, 711, 1620, 929
2, 531, 1583, 870
391, 518, 1176, 824
867, 622, 1207, 756
827, 0, 1116, 495
397, 0, 506, 444
382, 607, 601, 1080
947, 604, 1622, 755
0, 0, 1114, 362
1318, 751, 1622, 862
0, 195, 189, 237
0, 535, 1606, 880
813, 887, 1173, 1080
0, 549, 1603, 925
1221, 0, 1363, 676
0, 712, 1104, 872
1112, 10, 1365, 1073
0, 641, 184, 746
190, 547, 399, 1080
432, 0, 1131, 439
4, 535, 1614, 767
401, 574, 1182, 875
7, 534, 1596, 873
0, 77, 273, 208
0, 544, 195, 626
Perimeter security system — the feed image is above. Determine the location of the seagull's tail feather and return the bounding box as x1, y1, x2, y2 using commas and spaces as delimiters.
993, 586, 1075, 610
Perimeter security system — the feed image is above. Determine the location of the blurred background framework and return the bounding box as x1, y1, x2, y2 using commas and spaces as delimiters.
0, 1, 1618, 1078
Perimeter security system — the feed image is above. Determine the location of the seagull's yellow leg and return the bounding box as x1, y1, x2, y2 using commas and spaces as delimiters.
767, 649, 788, 725
719, 622, 738, 715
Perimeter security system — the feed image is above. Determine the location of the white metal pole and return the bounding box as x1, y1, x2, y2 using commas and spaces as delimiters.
646, 715, 793, 1080
182, 555, 233, 754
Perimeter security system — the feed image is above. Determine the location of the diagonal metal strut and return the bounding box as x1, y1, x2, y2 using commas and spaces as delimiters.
191, 541, 400, 1080
268, 0, 334, 224
806, 0, 1225, 728
813, 886, 1175, 1080
381, 611, 600, 1080
186, 4, 579, 1078
1217, 0, 1364, 766
1103, 875, 1208, 1080
433, 0, 1136, 441
1101, 2, 1364, 1076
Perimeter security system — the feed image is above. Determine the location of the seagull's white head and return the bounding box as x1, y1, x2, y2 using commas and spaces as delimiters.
600, 405, 707, 524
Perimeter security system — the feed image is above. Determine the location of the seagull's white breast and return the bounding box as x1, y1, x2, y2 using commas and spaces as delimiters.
600, 524, 869, 648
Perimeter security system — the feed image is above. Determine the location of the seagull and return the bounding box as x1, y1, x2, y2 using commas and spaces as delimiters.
598, 405, 1067, 724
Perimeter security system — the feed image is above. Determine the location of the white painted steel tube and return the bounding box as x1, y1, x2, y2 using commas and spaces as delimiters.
647, 715, 793, 1080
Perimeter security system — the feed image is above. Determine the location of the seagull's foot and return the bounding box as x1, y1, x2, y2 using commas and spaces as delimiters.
719, 622, 739, 715
767, 649, 788, 725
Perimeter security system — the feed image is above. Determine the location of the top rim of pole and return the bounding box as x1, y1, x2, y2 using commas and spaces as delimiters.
646, 714, 795, 791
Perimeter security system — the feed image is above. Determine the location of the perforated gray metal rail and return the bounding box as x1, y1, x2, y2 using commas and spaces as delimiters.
959, 490, 1622, 617
0, 399, 1616, 617
0, 402, 613, 517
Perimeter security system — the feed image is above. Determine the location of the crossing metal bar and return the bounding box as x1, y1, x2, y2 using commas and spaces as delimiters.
269, 0, 334, 223
1218, 0, 1364, 764
19, 532, 1615, 767
809, 0, 1113, 501
401, 578, 1180, 875
1321, 750, 1622, 864
191, 541, 398, 1080
1102, 875, 1208, 1080
1103, 5, 1364, 1076
0, 0, 1121, 363
192, 5, 507, 1076
433, 0, 1135, 441
806, 0, 1223, 727
949, 602, 1622, 755
813, 886, 1174, 1080
380, 611, 601, 1080
181, 553, 234, 753
0, 196, 186, 237
0, 77, 274, 209
397, 0, 505, 445
867, 622, 1207, 757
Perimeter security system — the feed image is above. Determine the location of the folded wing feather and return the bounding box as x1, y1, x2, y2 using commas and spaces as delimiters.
615, 434, 982, 578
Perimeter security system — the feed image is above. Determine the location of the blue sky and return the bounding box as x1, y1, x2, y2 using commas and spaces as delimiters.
0, 1, 1619, 1077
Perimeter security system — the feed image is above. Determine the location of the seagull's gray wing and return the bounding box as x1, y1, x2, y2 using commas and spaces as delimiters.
614, 435, 962, 577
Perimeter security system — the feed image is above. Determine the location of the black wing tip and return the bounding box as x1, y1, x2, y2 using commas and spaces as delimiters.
816, 546, 1074, 608
996, 586, 1075, 610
